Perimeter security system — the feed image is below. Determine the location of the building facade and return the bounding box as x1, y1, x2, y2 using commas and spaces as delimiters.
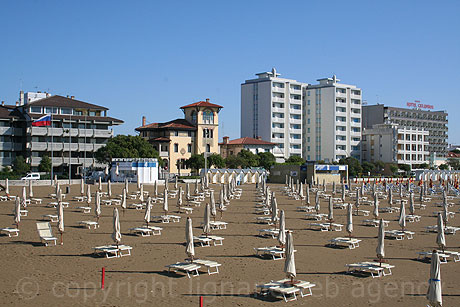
362, 104, 448, 159
0, 92, 123, 175
136, 99, 222, 175
362, 123, 429, 166
219, 136, 276, 159
241, 69, 362, 163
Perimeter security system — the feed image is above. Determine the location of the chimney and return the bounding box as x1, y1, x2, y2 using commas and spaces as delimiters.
19, 90, 24, 105
66, 95, 69, 98
223, 136, 229, 144
70, 96, 75, 99
15, 101, 19, 106
257, 136, 262, 140
1, 101, 4, 106
142, 116, 146, 126
206, 98, 210, 103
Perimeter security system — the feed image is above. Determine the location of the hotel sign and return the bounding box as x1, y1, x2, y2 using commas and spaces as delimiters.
407, 101, 434, 109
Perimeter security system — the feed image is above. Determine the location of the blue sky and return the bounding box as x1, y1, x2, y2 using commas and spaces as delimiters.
1, 1, 459, 142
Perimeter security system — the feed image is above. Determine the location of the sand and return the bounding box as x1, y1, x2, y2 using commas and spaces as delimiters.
0, 182, 459, 306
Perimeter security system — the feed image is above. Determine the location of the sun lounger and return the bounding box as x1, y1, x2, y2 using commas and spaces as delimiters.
276, 279, 315, 298
433, 211, 455, 218
76, 206, 92, 213
425, 225, 460, 235
31, 198, 42, 204
378, 206, 399, 213
93, 245, 132, 258
179, 207, 194, 214
333, 203, 349, 209
73, 196, 86, 202
269, 285, 300, 302
188, 200, 201, 207
145, 225, 163, 235
417, 251, 450, 264
256, 216, 274, 224
254, 246, 287, 260
42, 214, 58, 222
254, 207, 271, 215
362, 219, 389, 227
297, 206, 315, 212
101, 200, 112, 206
36, 222, 57, 246
78, 221, 99, 229
352, 210, 370, 216
209, 221, 228, 230
258, 228, 280, 238
257, 279, 315, 302
129, 227, 157, 237
413, 203, 426, 210
310, 223, 343, 232
207, 235, 224, 246
193, 236, 213, 247
20, 210, 28, 217
0, 227, 19, 237
329, 237, 361, 249
152, 215, 181, 223
129, 203, 144, 210
385, 230, 414, 240
192, 259, 221, 275
111, 199, 121, 206
406, 215, 421, 222
166, 262, 201, 278
346, 262, 385, 278
305, 213, 328, 221
0, 196, 8, 201
440, 251, 460, 262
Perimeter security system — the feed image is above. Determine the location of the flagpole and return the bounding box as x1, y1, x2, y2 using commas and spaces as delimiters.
50, 113, 53, 184
69, 113, 71, 185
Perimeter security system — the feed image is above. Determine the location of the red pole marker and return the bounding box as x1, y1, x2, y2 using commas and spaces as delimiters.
200, 296, 203, 307
101, 267, 105, 289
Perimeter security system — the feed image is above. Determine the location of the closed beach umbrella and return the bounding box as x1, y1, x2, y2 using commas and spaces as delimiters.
436, 213, 446, 252
409, 191, 415, 215
22, 186, 27, 207
54, 174, 58, 186
163, 190, 168, 214
55, 181, 60, 195
327, 196, 333, 221
203, 203, 211, 236
177, 186, 183, 208
388, 188, 393, 207
426, 250, 442, 307
341, 183, 345, 202
271, 196, 279, 225
57, 201, 64, 245
86, 185, 92, 204
399, 200, 406, 231
29, 179, 33, 198
154, 180, 158, 198
186, 183, 190, 200
373, 193, 379, 219
306, 185, 310, 205
108, 180, 112, 198
278, 210, 286, 247
57, 187, 62, 203
121, 188, 127, 212
175, 176, 178, 190
376, 218, 385, 262
332, 181, 336, 195
442, 199, 449, 225
125, 178, 129, 194
137, 172, 141, 190
80, 178, 84, 195
14, 197, 20, 228
194, 179, 199, 195
315, 192, 320, 213
5, 178, 9, 195
299, 182, 304, 199
284, 232, 296, 282
144, 197, 151, 226
210, 191, 216, 219
98, 176, 102, 192
420, 185, 424, 203
355, 189, 360, 215
111, 208, 121, 248
139, 184, 144, 203
185, 217, 195, 260
346, 204, 353, 237
95, 192, 101, 222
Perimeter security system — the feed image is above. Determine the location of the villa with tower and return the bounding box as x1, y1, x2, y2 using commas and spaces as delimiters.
135, 98, 223, 175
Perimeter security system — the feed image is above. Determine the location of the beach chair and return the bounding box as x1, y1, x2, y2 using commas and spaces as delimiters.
0, 227, 19, 237
192, 259, 221, 275
77, 206, 92, 213
346, 263, 385, 278
305, 213, 328, 221
36, 222, 57, 246
362, 219, 389, 227
78, 221, 99, 229
276, 279, 316, 298
258, 228, 279, 238
166, 262, 201, 278
296, 206, 315, 212
93, 245, 132, 258
42, 214, 59, 222
406, 215, 421, 223
417, 251, 450, 263
329, 237, 361, 249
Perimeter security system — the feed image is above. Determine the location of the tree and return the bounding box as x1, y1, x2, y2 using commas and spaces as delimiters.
398, 164, 411, 174
95, 135, 160, 164
237, 150, 259, 168
439, 164, 449, 170
419, 163, 429, 169
284, 155, 305, 165
339, 157, 362, 177
207, 153, 225, 168
374, 161, 385, 173
362, 162, 375, 175
13, 155, 30, 176
186, 154, 205, 174
38, 155, 52, 174
257, 152, 276, 170
446, 158, 460, 170
389, 164, 398, 175
225, 155, 243, 169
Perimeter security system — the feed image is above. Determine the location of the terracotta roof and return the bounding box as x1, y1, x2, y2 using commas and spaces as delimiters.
29, 114, 123, 124
219, 137, 275, 146
27, 95, 109, 110
180, 100, 223, 109
135, 118, 196, 131
447, 151, 460, 158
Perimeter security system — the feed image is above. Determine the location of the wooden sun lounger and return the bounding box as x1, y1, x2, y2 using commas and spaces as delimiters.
0, 227, 19, 237
93, 245, 132, 258
310, 223, 343, 232
329, 237, 361, 249
166, 262, 201, 278
362, 219, 389, 227
78, 221, 99, 229
192, 259, 221, 275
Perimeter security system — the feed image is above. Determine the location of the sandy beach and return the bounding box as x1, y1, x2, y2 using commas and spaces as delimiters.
1, 182, 459, 306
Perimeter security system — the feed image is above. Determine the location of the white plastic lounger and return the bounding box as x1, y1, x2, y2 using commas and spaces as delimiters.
362, 219, 389, 227
296, 206, 315, 212
210, 221, 228, 230
417, 251, 449, 264
1, 227, 19, 237
166, 262, 201, 278
20, 210, 28, 217
276, 279, 316, 298
352, 210, 370, 216
254, 246, 294, 260
179, 207, 194, 214
207, 235, 224, 246
129, 227, 162, 237
385, 230, 414, 240
193, 236, 213, 247
42, 214, 58, 222
254, 208, 271, 215
256, 216, 274, 224
36, 222, 57, 246
129, 203, 144, 210
346, 262, 394, 278
145, 225, 163, 235
152, 215, 181, 223
329, 237, 361, 249
406, 215, 421, 222
31, 198, 42, 204
73, 196, 86, 202
76, 206, 92, 214
192, 259, 221, 275
305, 213, 328, 221
310, 223, 343, 232
93, 245, 132, 258
361, 262, 394, 276
78, 221, 99, 229
258, 228, 279, 238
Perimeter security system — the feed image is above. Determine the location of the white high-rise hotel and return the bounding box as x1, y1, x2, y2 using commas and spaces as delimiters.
241, 69, 362, 162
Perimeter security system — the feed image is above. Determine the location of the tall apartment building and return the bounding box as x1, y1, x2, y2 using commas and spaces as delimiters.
241, 70, 362, 163
241, 68, 307, 161
362, 123, 429, 166
303, 76, 362, 162
0, 92, 123, 175
362, 104, 448, 159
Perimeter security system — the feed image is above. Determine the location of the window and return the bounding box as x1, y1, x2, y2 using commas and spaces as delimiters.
30, 106, 42, 113
191, 111, 197, 123
45, 107, 58, 114
307, 119, 310, 124
174, 143, 178, 152
89, 111, 96, 116
73, 110, 83, 116
188, 131, 193, 137
307, 137, 310, 142
203, 128, 213, 139
173, 131, 179, 136
61, 108, 72, 115
206, 144, 211, 152
187, 144, 192, 153
290, 84, 301, 90
290, 104, 301, 110
307, 100, 310, 105
291, 134, 301, 139
307, 91, 310, 96
202, 110, 214, 124
290, 114, 301, 120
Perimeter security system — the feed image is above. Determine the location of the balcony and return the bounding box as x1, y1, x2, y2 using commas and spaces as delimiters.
159, 151, 169, 157
0, 127, 14, 135
63, 143, 79, 151
336, 139, 347, 145
271, 127, 285, 133
336, 91, 347, 98
272, 97, 285, 102
289, 108, 302, 115
0, 143, 13, 150
336, 130, 347, 136
350, 121, 361, 127
78, 129, 94, 137
289, 139, 302, 144
272, 117, 285, 123
271, 107, 285, 113
272, 87, 285, 93
289, 118, 302, 124
94, 129, 113, 138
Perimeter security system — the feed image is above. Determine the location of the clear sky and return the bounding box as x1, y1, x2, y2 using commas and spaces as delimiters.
1, 1, 459, 142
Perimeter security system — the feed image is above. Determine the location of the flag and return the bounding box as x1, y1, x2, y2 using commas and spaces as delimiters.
32, 114, 51, 127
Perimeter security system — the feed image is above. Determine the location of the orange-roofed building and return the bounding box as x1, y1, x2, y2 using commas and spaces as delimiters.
135, 98, 223, 175
219, 136, 276, 159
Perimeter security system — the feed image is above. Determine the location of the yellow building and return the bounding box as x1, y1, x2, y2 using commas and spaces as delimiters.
135, 98, 223, 175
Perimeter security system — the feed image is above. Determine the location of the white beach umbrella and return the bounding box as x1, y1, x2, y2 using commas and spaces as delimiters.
278, 210, 286, 247
163, 190, 168, 214
299, 182, 304, 199
57, 187, 62, 203
332, 181, 336, 195
105, 165, 109, 176
210, 191, 216, 219
203, 203, 211, 236
442, 199, 449, 225
29, 179, 33, 198
306, 184, 310, 205
388, 187, 393, 207
5, 178, 9, 195
426, 250, 442, 307
154, 180, 158, 198
98, 176, 102, 192
14, 197, 20, 228
80, 178, 84, 195
284, 232, 296, 281
115, 164, 119, 176
376, 218, 385, 261
346, 204, 353, 237
111, 208, 121, 247
95, 191, 101, 222
144, 197, 152, 226
436, 213, 446, 252
219, 188, 224, 206
315, 192, 320, 213
54, 174, 58, 186
194, 179, 199, 195
125, 178, 129, 194
409, 191, 415, 215
185, 217, 195, 259
139, 184, 144, 203
177, 186, 183, 208
121, 188, 127, 212
21, 186, 27, 207
341, 183, 345, 202
57, 201, 64, 245
271, 196, 279, 225
373, 193, 379, 219
399, 200, 406, 231
327, 196, 333, 221
108, 180, 112, 197
420, 185, 424, 203
137, 172, 141, 190
86, 185, 92, 204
